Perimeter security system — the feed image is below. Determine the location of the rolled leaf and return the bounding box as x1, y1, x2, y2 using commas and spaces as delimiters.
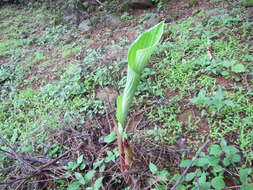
117, 21, 164, 129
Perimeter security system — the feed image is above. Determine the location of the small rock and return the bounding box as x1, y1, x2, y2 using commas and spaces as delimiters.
217, 26, 229, 33
105, 15, 123, 27
102, 47, 127, 62
78, 19, 91, 31
219, 13, 230, 19
63, 14, 75, 23
96, 87, 118, 107
129, 0, 154, 9
205, 10, 220, 18
146, 17, 160, 27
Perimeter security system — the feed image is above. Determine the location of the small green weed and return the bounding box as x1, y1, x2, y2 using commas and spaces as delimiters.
148, 162, 170, 189
30, 51, 46, 65
176, 139, 253, 190
191, 88, 234, 113
64, 148, 119, 190
62, 46, 82, 58
0, 39, 25, 56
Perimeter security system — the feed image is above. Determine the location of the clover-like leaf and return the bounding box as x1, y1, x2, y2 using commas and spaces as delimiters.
211, 176, 225, 190
149, 162, 158, 175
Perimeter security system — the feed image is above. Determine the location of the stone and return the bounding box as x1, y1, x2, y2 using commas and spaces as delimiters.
78, 19, 91, 31
217, 26, 229, 33
105, 15, 123, 27
96, 87, 118, 107
129, 0, 154, 9
146, 17, 160, 27
62, 14, 75, 23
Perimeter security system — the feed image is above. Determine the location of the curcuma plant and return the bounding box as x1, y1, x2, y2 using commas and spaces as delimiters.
115, 21, 164, 182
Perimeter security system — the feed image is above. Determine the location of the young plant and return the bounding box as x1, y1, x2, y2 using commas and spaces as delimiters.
115, 21, 164, 181
64, 155, 104, 190
190, 88, 234, 113
177, 139, 253, 190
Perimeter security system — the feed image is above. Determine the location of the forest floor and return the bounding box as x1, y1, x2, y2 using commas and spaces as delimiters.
0, 0, 253, 189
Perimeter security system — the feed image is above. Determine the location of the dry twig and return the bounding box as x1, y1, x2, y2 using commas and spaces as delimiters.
171, 138, 211, 190
0, 135, 36, 170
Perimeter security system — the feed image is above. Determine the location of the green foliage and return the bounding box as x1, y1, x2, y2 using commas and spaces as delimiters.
64, 149, 119, 190
0, 39, 25, 56
103, 131, 117, 143
64, 155, 104, 190
177, 139, 253, 189
148, 162, 170, 189
62, 46, 82, 58
191, 88, 234, 113
152, 0, 166, 10
188, 0, 199, 6
146, 104, 182, 144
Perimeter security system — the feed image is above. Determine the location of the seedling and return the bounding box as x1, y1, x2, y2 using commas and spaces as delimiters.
115, 21, 164, 183
191, 88, 234, 113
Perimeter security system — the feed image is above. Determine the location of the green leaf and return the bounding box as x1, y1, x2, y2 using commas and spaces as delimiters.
158, 170, 169, 180
20, 145, 33, 153
99, 164, 106, 172
117, 21, 164, 128
246, 0, 253, 4
105, 151, 116, 163
222, 60, 233, 68
75, 172, 86, 185
93, 159, 104, 169
221, 71, 229, 76
185, 172, 196, 182
231, 154, 241, 163
77, 155, 84, 164
79, 163, 86, 170
211, 176, 225, 190
156, 184, 166, 190
209, 144, 222, 157
208, 156, 219, 166
212, 165, 223, 173
195, 157, 209, 167
223, 157, 231, 167
198, 172, 207, 185
240, 168, 252, 184
85, 170, 95, 183
223, 146, 239, 155
65, 161, 79, 171
224, 100, 234, 106
176, 184, 186, 190
180, 159, 192, 168
93, 176, 104, 190
214, 88, 223, 101
241, 184, 253, 190
231, 64, 246, 73
149, 162, 158, 174
67, 181, 81, 190
103, 131, 116, 143
220, 138, 227, 148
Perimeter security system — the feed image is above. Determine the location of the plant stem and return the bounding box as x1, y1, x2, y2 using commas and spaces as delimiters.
115, 128, 132, 185
224, 183, 253, 189
116, 127, 125, 172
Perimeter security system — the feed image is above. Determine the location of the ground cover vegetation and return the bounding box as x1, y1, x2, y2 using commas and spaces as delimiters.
0, 0, 252, 189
